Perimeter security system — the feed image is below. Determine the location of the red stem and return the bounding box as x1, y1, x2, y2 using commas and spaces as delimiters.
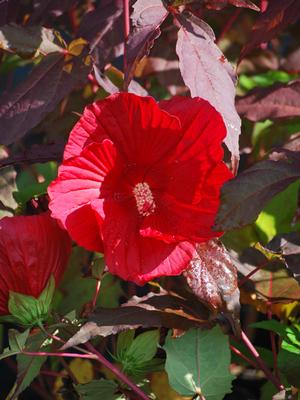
241, 331, 284, 391
22, 350, 98, 360
123, 0, 130, 74
267, 274, 280, 380
92, 279, 101, 310
216, 9, 241, 44
230, 345, 257, 369
85, 342, 149, 400
238, 264, 265, 287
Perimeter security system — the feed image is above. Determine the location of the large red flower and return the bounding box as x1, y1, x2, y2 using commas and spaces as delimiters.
48, 93, 232, 285
0, 212, 72, 315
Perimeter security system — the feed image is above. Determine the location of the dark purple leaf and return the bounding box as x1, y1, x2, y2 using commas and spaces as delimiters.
0, 143, 64, 169
140, 25, 186, 95
215, 158, 300, 231
0, 24, 65, 58
240, 0, 300, 60
124, 0, 169, 89
78, 0, 123, 69
203, 0, 259, 10
62, 292, 212, 348
28, 0, 78, 24
0, 0, 20, 27
236, 80, 300, 122
175, 12, 241, 160
0, 51, 91, 146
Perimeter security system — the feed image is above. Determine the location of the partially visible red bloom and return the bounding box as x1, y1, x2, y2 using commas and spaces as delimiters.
0, 212, 72, 315
48, 93, 232, 285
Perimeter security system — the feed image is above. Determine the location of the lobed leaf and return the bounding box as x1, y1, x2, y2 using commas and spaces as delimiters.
163, 326, 234, 399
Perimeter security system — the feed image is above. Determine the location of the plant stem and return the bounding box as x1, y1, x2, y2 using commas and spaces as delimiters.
123, 0, 130, 74
216, 8, 241, 44
85, 342, 150, 400
92, 279, 101, 310
230, 345, 258, 369
241, 330, 284, 391
22, 350, 98, 360
238, 263, 266, 287
267, 273, 280, 381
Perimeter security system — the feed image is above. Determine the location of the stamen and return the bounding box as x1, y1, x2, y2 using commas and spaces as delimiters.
133, 182, 156, 217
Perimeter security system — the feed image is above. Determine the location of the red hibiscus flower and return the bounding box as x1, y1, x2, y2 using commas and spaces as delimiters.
0, 212, 71, 315
48, 93, 232, 285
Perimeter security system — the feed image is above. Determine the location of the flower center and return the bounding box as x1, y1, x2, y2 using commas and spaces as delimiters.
133, 182, 156, 217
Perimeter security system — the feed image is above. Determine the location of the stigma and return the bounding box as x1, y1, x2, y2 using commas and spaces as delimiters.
133, 182, 156, 217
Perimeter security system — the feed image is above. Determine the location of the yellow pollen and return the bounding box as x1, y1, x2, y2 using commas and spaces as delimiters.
133, 182, 156, 217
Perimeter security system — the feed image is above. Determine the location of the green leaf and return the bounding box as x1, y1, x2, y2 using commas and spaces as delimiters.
278, 349, 300, 387
239, 71, 297, 92
255, 180, 300, 243
163, 326, 234, 399
7, 330, 48, 399
251, 320, 300, 351
126, 330, 159, 364
76, 379, 124, 400
8, 276, 55, 326
14, 162, 58, 206
116, 330, 135, 359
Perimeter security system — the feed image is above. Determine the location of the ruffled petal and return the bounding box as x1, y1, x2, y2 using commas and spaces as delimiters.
65, 93, 183, 166
49, 140, 124, 251
92, 200, 196, 285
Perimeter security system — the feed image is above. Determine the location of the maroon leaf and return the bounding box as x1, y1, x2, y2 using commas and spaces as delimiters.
0, 0, 20, 27
0, 143, 64, 169
78, 0, 123, 69
62, 292, 212, 348
139, 25, 186, 95
184, 240, 240, 333
203, 0, 259, 10
124, 0, 169, 89
0, 24, 65, 58
0, 52, 91, 146
175, 12, 241, 160
240, 0, 300, 60
215, 158, 300, 231
236, 80, 300, 122
28, 0, 78, 24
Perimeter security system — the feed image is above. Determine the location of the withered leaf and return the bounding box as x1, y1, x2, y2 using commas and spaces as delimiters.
62, 292, 212, 349
176, 12, 241, 160
184, 240, 240, 333
124, 0, 169, 89
236, 80, 300, 122
0, 51, 91, 146
215, 159, 300, 231
240, 0, 300, 60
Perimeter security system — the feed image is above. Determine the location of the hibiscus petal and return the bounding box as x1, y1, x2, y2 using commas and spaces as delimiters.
0, 213, 71, 314
160, 96, 226, 162
91, 200, 196, 285
65, 93, 183, 166
49, 140, 123, 251
139, 192, 222, 244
